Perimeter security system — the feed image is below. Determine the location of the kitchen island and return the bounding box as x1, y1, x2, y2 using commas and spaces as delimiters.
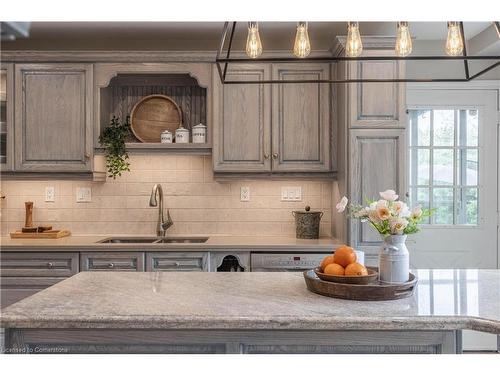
1, 270, 499, 354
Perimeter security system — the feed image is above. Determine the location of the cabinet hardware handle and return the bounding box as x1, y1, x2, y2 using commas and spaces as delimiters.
108, 263, 114, 268
272, 153, 278, 159
84, 153, 90, 159
47, 262, 54, 268
174, 262, 180, 267
264, 153, 270, 159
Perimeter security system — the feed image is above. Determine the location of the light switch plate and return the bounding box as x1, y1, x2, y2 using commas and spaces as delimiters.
76, 187, 92, 203
281, 187, 302, 201
45, 186, 55, 202
240, 186, 250, 202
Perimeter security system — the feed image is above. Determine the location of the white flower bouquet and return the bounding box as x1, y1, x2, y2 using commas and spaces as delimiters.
336, 189, 434, 236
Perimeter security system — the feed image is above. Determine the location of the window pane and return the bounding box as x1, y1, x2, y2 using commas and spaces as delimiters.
433, 110, 455, 146
466, 110, 478, 146
462, 187, 478, 225
417, 149, 430, 185
466, 149, 478, 186
417, 110, 431, 146
417, 187, 430, 224
433, 188, 454, 224
433, 149, 454, 185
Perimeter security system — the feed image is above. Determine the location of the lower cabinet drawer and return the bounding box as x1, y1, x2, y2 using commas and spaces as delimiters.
146, 252, 209, 271
1, 276, 67, 308
0, 252, 79, 277
80, 252, 145, 271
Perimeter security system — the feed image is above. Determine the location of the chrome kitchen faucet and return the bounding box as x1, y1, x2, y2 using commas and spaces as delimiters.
149, 184, 173, 237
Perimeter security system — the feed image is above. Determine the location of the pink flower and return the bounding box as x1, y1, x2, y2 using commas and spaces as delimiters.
390, 217, 408, 234
411, 205, 423, 220
379, 189, 399, 201
336, 196, 348, 213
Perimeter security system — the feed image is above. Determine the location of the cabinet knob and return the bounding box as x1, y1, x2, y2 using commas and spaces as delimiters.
174, 262, 180, 267
84, 153, 90, 159
47, 262, 54, 269
108, 262, 114, 269
264, 153, 270, 159
272, 153, 278, 159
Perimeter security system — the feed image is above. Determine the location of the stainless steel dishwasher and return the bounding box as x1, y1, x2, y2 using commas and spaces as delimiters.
250, 253, 330, 272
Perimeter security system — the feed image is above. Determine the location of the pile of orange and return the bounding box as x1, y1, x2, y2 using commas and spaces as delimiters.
319, 245, 368, 276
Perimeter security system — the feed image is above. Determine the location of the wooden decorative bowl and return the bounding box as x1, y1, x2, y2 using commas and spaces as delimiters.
130, 94, 182, 143
314, 267, 379, 285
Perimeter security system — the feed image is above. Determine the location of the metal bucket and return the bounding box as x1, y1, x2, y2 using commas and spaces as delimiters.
292, 206, 323, 239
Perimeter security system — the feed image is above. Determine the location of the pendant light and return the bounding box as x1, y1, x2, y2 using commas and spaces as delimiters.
346, 22, 363, 57
445, 21, 464, 56
293, 22, 311, 58
395, 21, 412, 57
246, 22, 263, 59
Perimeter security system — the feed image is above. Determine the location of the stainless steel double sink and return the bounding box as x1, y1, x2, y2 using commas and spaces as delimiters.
97, 237, 209, 244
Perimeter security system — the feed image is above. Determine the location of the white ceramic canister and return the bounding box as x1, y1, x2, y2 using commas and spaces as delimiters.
378, 234, 410, 284
192, 123, 207, 143
175, 125, 190, 143
160, 130, 173, 143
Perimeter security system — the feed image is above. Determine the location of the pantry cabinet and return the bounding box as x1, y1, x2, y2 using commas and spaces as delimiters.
14, 63, 93, 172
213, 63, 332, 175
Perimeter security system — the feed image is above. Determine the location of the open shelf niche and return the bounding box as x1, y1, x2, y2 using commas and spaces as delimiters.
97, 69, 211, 155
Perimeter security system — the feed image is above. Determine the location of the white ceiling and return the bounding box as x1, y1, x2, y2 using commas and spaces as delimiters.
2, 21, 494, 51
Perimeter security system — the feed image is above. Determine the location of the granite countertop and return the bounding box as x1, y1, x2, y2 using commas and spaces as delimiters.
1, 269, 499, 333
0, 235, 342, 251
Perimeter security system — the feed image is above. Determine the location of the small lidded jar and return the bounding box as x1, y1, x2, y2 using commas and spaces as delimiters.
192, 123, 207, 143
160, 130, 173, 143
175, 125, 190, 143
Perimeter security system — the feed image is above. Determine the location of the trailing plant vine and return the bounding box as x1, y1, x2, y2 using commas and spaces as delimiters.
99, 116, 131, 179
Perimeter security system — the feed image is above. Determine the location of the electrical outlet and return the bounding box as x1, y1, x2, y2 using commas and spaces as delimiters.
76, 187, 92, 203
240, 186, 250, 202
281, 187, 302, 201
45, 187, 55, 202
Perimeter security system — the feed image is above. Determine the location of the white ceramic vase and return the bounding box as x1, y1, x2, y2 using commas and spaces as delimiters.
378, 234, 409, 284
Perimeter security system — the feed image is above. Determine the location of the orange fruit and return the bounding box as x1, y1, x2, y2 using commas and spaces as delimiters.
345, 262, 368, 276
333, 246, 357, 267
319, 255, 335, 272
323, 263, 345, 276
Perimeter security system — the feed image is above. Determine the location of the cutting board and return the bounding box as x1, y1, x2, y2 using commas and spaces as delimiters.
10, 229, 71, 239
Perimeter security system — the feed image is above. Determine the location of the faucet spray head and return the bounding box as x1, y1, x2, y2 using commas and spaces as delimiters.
149, 185, 158, 207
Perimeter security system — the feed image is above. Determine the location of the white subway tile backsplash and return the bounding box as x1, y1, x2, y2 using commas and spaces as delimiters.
1, 155, 334, 236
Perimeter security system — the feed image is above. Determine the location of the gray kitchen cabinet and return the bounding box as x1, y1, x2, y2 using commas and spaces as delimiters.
349, 128, 407, 252
212, 64, 272, 172
80, 252, 145, 272
271, 63, 331, 172
0, 63, 14, 172
14, 63, 93, 172
0, 252, 79, 309
348, 50, 406, 128
213, 63, 333, 175
146, 252, 209, 272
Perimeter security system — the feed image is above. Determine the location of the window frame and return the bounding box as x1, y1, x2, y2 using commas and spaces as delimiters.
407, 105, 483, 228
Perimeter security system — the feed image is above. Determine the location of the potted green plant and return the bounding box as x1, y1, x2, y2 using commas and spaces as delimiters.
99, 116, 131, 179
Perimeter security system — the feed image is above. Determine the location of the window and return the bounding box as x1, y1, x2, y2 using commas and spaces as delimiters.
408, 109, 479, 225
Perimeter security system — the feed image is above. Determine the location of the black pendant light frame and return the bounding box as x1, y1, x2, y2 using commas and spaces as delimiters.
215, 21, 500, 84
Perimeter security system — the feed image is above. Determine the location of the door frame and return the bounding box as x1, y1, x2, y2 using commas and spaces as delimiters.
407, 81, 500, 268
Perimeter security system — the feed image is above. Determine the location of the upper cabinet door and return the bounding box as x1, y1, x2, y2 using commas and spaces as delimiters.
212, 64, 271, 172
271, 64, 331, 172
349, 51, 405, 128
14, 64, 93, 172
0, 63, 14, 172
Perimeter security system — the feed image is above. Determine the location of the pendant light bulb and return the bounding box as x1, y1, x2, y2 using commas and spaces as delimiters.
293, 22, 311, 58
445, 22, 464, 56
246, 22, 263, 59
395, 22, 412, 57
346, 22, 363, 57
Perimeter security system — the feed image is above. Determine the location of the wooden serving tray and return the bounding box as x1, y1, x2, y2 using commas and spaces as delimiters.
10, 229, 71, 239
303, 269, 417, 301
